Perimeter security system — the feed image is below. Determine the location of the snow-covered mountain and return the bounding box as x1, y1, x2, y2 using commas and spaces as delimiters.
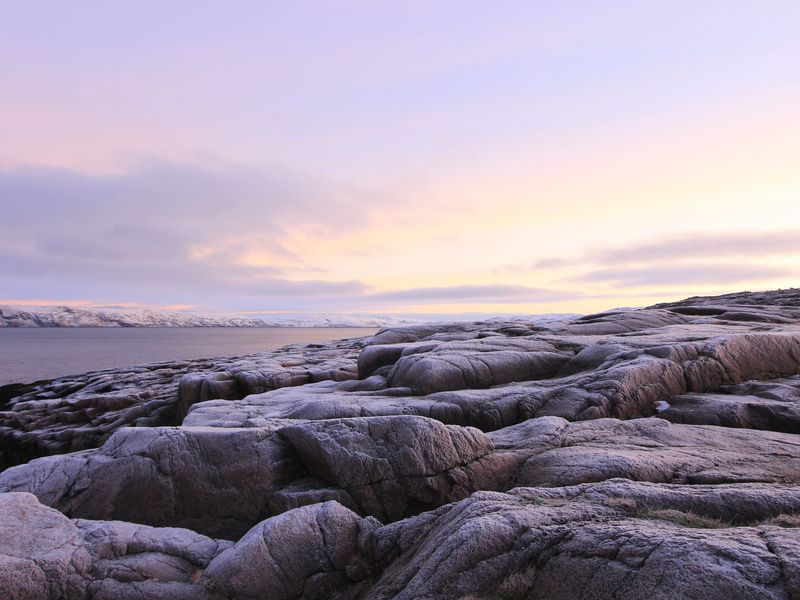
0, 306, 419, 328
0, 305, 585, 329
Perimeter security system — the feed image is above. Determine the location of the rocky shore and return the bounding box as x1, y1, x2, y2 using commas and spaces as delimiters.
2, 289, 800, 599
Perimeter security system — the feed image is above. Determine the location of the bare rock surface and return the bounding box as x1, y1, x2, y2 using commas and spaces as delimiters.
202, 500, 372, 600
658, 375, 800, 432
650, 288, 800, 310
361, 479, 800, 599
186, 326, 800, 432
280, 416, 501, 521
385, 344, 571, 395
0, 415, 503, 532
0, 491, 229, 600
491, 416, 800, 488
0, 424, 307, 539
3, 288, 800, 598
0, 336, 363, 469
8, 478, 800, 600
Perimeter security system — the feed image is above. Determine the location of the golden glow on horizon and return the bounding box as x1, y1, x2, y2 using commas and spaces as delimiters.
2, 3, 799, 315
220, 101, 800, 314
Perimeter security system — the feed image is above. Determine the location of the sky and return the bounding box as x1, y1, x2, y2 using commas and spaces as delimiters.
1, 1, 799, 317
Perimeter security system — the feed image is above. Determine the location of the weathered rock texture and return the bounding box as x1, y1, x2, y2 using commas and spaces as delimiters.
5, 480, 800, 599
202, 500, 373, 600
0, 337, 362, 469
280, 416, 501, 521
0, 425, 304, 539
3, 288, 800, 598
0, 491, 230, 600
362, 479, 800, 599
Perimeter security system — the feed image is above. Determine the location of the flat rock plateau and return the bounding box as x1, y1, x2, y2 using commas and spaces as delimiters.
2, 288, 800, 599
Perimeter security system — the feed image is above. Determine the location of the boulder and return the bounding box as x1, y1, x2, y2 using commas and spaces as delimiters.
0, 491, 228, 600
279, 416, 503, 521
387, 349, 570, 395
0, 426, 304, 539
203, 501, 373, 600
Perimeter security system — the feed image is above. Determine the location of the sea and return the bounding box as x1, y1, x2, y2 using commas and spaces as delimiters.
0, 327, 378, 386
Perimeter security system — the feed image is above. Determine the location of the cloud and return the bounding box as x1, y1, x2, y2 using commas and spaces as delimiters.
570, 264, 795, 287
0, 160, 373, 310
528, 257, 572, 269
1, 158, 371, 241
1, 160, 589, 312
3, 161, 795, 314
532, 230, 800, 269
595, 231, 800, 264
366, 284, 580, 305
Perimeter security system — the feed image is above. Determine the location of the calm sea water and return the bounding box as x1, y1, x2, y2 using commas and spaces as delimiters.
0, 327, 378, 386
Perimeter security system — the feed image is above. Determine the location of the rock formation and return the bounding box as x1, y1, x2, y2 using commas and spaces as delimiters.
0, 338, 362, 469
2, 288, 800, 598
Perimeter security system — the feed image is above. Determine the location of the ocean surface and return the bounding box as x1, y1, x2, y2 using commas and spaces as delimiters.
0, 327, 378, 386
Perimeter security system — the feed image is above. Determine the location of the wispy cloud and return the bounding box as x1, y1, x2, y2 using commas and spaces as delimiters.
2, 162, 797, 314
366, 284, 579, 305
568, 264, 795, 287
533, 230, 800, 269
0, 160, 373, 310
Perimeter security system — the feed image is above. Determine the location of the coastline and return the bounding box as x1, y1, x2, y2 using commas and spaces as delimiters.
2, 289, 800, 598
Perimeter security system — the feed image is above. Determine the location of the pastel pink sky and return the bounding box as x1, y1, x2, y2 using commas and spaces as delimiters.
1, 1, 799, 316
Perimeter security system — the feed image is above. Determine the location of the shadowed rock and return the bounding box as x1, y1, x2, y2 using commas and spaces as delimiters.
203, 501, 374, 600
386, 348, 571, 395
4, 289, 800, 598
490, 416, 800, 488
279, 416, 502, 521
0, 337, 363, 469
658, 376, 800, 432
175, 345, 360, 421
0, 425, 305, 539
0, 492, 228, 600
186, 328, 800, 432
362, 480, 800, 600
6, 480, 800, 600
8, 294, 800, 471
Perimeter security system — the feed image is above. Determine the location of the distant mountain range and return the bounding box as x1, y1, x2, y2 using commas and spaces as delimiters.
0, 305, 582, 329
0, 306, 420, 328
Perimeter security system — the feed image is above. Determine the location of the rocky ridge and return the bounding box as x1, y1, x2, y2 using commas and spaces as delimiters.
2, 288, 800, 598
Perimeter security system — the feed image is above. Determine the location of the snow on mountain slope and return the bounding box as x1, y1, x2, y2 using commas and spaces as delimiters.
0, 305, 419, 328
0, 306, 581, 328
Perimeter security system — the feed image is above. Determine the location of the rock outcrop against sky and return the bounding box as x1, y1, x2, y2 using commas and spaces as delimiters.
2, 289, 800, 598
